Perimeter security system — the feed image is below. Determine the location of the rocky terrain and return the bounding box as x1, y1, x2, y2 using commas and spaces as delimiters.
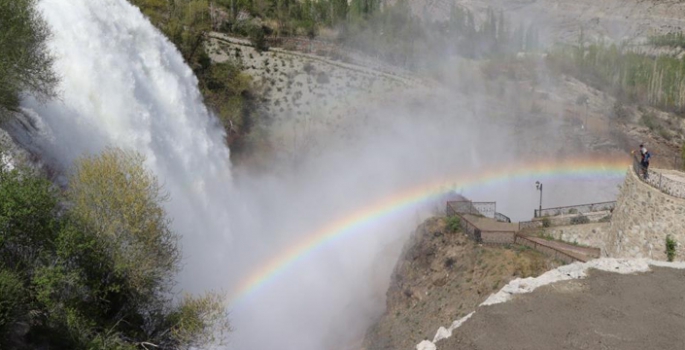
362, 217, 562, 350
414, 0, 685, 43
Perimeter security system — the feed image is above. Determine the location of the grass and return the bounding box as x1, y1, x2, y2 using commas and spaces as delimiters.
446, 216, 462, 233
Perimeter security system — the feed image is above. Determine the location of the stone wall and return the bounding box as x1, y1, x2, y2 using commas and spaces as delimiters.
608, 168, 685, 260
514, 236, 579, 264
480, 231, 517, 244
543, 223, 612, 257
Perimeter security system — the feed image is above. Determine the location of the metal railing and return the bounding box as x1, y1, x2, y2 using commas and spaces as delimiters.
633, 157, 685, 199
534, 201, 616, 218
447, 201, 496, 218
495, 212, 511, 223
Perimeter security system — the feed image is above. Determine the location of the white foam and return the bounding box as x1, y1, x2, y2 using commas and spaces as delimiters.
24, 0, 234, 284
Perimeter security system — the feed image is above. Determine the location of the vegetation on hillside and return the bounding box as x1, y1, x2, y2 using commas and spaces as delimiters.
0, 0, 57, 120
547, 33, 685, 113
0, 148, 228, 349
128, 0, 261, 153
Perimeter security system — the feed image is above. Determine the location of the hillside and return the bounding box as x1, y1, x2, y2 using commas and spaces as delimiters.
362, 217, 562, 350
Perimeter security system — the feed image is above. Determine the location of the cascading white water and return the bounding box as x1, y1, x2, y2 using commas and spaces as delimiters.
23, 0, 234, 283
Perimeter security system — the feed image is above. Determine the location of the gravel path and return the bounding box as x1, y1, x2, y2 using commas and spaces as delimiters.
439, 266, 685, 350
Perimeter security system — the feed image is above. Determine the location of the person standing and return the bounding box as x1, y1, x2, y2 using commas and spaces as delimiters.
639, 144, 651, 179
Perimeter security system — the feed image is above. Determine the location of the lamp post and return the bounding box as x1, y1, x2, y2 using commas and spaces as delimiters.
535, 181, 543, 217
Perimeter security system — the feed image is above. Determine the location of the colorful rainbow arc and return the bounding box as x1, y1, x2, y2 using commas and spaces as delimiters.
228, 157, 630, 307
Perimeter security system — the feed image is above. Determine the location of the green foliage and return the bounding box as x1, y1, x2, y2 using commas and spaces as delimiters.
541, 217, 551, 228
570, 214, 590, 225
129, 0, 212, 63
0, 0, 57, 119
666, 235, 677, 262
198, 60, 258, 150
341, 4, 538, 68
167, 292, 231, 348
0, 150, 229, 349
0, 269, 26, 347
649, 33, 685, 49
248, 24, 268, 51
536, 231, 555, 241
446, 216, 461, 233
547, 40, 685, 112
68, 148, 180, 304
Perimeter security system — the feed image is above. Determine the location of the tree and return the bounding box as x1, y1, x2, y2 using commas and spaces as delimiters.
68, 148, 180, 304
0, 149, 229, 348
0, 0, 57, 119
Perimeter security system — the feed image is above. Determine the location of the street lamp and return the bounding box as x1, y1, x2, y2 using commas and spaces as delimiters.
535, 181, 543, 217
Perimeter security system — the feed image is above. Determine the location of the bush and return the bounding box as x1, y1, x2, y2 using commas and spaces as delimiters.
570, 214, 590, 225
0, 269, 26, 347
666, 235, 677, 262
446, 216, 461, 233
0, 0, 57, 118
541, 217, 551, 228
0, 149, 229, 349
248, 25, 268, 52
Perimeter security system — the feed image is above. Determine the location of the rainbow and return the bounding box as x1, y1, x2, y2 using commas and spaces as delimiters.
228, 156, 630, 306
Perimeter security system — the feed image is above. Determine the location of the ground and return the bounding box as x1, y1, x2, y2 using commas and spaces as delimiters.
440, 266, 685, 350
362, 217, 563, 350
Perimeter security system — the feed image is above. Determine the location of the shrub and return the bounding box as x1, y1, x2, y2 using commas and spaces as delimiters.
570, 214, 590, 225
666, 235, 677, 262
446, 216, 461, 233
444, 257, 456, 269
0, 269, 25, 347
0, 0, 57, 119
541, 217, 551, 227
248, 25, 268, 52
68, 148, 180, 300
0, 149, 230, 349
599, 215, 612, 223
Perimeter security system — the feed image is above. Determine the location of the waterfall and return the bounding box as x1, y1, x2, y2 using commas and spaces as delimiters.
22, 0, 234, 282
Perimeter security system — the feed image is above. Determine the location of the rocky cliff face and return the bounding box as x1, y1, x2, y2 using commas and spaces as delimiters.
363, 217, 560, 350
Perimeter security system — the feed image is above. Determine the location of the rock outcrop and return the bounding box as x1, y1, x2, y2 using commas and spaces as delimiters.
363, 217, 560, 350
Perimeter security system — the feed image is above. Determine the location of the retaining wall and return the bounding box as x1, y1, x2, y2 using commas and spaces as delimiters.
481, 231, 517, 245
514, 236, 582, 264
609, 168, 685, 260
543, 222, 611, 257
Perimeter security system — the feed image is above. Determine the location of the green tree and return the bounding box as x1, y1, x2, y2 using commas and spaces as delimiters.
68, 148, 180, 303
0, 0, 57, 119
0, 150, 229, 349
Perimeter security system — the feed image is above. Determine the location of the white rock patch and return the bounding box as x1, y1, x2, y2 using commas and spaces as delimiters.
417, 258, 685, 350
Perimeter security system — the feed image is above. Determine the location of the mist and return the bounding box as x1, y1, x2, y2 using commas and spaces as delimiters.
19, 1, 623, 350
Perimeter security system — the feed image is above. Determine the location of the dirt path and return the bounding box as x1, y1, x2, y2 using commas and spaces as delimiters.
440, 267, 685, 350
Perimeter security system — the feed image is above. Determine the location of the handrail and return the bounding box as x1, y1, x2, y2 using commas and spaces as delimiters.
632, 156, 685, 199
534, 201, 616, 218
494, 212, 511, 223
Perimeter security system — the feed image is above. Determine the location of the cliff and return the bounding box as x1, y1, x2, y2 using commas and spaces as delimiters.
362, 217, 561, 350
